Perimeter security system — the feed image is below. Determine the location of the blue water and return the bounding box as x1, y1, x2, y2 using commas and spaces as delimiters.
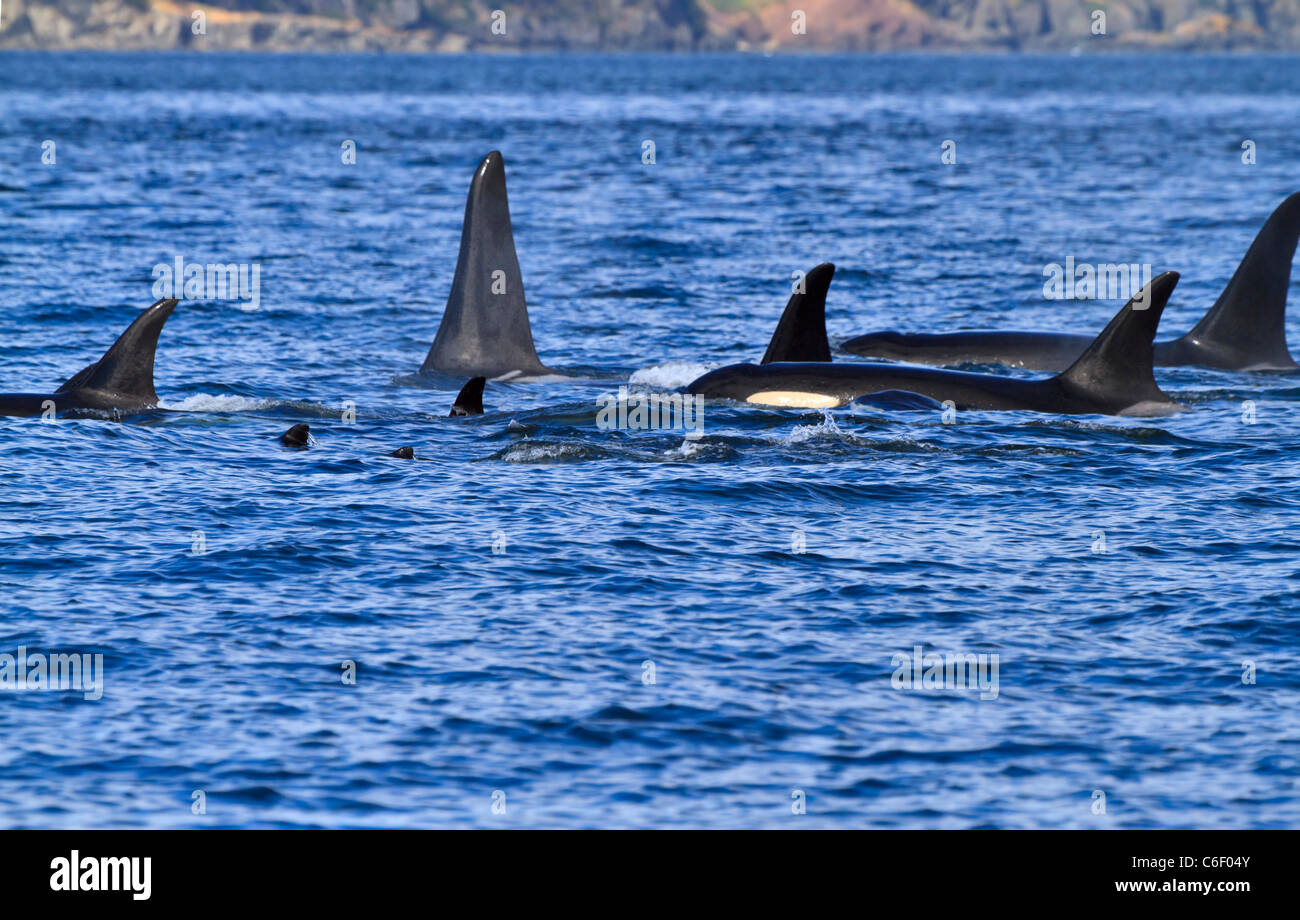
1, 52, 1299, 828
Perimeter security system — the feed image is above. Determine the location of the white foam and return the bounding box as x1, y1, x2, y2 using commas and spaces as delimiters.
785, 411, 843, 444
664, 437, 704, 459
159, 394, 270, 412
499, 442, 586, 463
629, 361, 715, 390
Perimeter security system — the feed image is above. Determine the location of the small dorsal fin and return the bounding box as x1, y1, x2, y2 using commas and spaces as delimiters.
449, 376, 486, 416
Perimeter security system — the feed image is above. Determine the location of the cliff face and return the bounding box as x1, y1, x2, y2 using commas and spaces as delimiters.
1, 0, 1298, 50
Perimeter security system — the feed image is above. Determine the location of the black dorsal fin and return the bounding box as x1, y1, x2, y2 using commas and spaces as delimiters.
60, 298, 178, 401
449, 376, 486, 416
1177, 191, 1300, 369
761, 263, 834, 364
1055, 272, 1179, 405
420, 151, 550, 378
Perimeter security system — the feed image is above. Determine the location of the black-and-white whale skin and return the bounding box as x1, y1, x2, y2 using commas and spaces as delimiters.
0, 298, 178, 418
840, 192, 1300, 372
419, 151, 555, 381
686, 270, 1185, 418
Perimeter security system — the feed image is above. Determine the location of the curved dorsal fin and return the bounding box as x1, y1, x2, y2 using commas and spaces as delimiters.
1179, 191, 1300, 368
761, 263, 834, 364
59, 298, 178, 401
1056, 272, 1178, 404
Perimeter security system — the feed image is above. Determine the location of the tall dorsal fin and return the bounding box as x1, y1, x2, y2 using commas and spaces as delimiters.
59, 298, 178, 401
1178, 191, 1300, 369
761, 263, 834, 364
1055, 272, 1178, 404
420, 151, 551, 378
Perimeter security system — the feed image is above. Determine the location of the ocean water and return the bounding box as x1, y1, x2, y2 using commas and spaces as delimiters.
1, 51, 1298, 829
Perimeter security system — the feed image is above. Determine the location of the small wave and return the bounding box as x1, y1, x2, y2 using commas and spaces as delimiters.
485, 440, 612, 463
663, 436, 705, 460
160, 394, 271, 412
629, 361, 714, 390
785, 412, 845, 444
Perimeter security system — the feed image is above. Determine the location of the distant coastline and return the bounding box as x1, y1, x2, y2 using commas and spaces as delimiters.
2, 0, 1299, 53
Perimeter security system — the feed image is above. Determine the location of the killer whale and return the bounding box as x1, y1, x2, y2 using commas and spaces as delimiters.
840, 192, 1300, 372
419, 151, 555, 380
686, 271, 1184, 418
0, 298, 178, 418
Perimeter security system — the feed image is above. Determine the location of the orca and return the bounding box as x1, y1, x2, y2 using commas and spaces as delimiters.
0, 298, 178, 418
686, 272, 1184, 418
390, 446, 416, 459
419, 151, 554, 380
449, 376, 486, 416
840, 192, 1300, 372
280, 423, 311, 448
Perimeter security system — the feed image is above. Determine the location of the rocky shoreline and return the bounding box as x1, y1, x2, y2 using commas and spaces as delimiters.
2, 0, 1298, 52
